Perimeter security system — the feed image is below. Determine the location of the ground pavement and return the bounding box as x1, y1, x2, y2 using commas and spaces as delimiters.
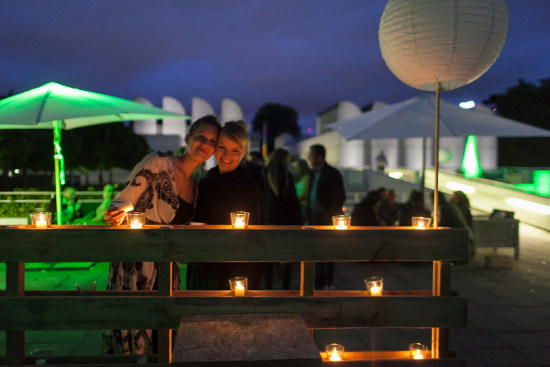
1, 223, 549, 366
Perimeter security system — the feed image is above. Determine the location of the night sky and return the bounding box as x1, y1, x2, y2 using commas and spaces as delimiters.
1, 0, 549, 136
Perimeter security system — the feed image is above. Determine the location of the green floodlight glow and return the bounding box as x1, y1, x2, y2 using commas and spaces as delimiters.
462, 135, 482, 178
534, 170, 550, 195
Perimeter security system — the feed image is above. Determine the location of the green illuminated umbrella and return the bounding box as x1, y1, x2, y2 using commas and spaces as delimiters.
0, 82, 188, 224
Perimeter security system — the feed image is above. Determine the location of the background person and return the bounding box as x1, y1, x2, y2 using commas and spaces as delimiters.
73, 184, 115, 225
46, 186, 82, 224
294, 158, 311, 221
306, 144, 346, 290
101, 115, 220, 355
261, 148, 302, 289
399, 189, 432, 226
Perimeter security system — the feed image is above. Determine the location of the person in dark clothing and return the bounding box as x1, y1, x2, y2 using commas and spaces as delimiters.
451, 190, 473, 228
189, 120, 264, 291
378, 189, 399, 226
433, 192, 469, 229
261, 148, 303, 289
244, 150, 264, 189
351, 190, 381, 226
399, 189, 432, 226
262, 148, 302, 226
306, 144, 346, 290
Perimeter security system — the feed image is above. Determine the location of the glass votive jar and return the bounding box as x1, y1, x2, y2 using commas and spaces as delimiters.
412, 216, 431, 229
332, 215, 351, 230
230, 211, 249, 229
325, 343, 345, 361
409, 343, 428, 359
365, 276, 383, 296
127, 212, 146, 229
229, 276, 248, 296
31, 211, 51, 229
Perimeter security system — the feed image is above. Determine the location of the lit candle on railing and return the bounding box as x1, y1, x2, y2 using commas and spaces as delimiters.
412, 216, 431, 229
332, 215, 351, 230
230, 211, 249, 229
127, 212, 145, 229
31, 212, 51, 229
409, 343, 428, 359
365, 276, 383, 296
325, 343, 344, 361
229, 277, 248, 296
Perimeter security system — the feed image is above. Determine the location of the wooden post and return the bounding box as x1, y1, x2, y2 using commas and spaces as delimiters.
157, 262, 172, 363
6, 262, 25, 365
432, 260, 452, 358
300, 262, 315, 297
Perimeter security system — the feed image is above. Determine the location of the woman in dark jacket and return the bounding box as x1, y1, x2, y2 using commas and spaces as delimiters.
261, 148, 303, 289
188, 120, 264, 290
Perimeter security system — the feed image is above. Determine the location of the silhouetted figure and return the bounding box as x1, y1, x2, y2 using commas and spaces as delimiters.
351, 191, 381, 226
399, 190, 432, 226
379, 189, 399, 226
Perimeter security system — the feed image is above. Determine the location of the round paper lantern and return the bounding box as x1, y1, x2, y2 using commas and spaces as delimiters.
379, 0, 508, 91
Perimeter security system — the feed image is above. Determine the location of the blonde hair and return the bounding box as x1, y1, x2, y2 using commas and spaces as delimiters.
220, 120, 250, 154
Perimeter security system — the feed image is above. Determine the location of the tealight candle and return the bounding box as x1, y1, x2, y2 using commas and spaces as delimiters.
31, 212, 51, 229
229, 277, 248, 296
365, 276, 383, 296
409, 343, 428, 359
332, 215, 351, 230
230, 211, 249, 229
325, 343, 344, 361
412, 216, 431, 229
127, 212, 145, 229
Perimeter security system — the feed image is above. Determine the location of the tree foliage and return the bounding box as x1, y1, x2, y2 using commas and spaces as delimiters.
483, 78, 550, 167
251, 103, 300, 154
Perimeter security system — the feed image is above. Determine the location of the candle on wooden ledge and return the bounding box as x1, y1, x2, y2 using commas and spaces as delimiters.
31, 212, 51, 229
412, 216, 431, 229
409, 343, 428, 359
229, 277, 248, 296
332, 215, 351, 230
365, 276, 383, 296
127, 212, 145, 229
230, 211, 249, 229
325, 343, 344, 361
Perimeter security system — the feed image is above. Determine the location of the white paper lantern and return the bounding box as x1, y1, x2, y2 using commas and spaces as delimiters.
379, 0, 508, 91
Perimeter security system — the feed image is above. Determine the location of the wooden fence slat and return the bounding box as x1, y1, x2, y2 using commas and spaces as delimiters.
0, 296, 466, 330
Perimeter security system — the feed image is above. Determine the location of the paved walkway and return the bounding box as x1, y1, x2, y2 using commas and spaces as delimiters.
1, 223, 549, 366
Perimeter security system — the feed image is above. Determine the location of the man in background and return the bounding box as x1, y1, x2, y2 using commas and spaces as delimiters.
306, 144, 346, 289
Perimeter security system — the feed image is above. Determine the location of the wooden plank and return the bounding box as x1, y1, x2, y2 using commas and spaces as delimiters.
0, 296, 467, 330
172, 314, 321, 366
0, 226, 470, 263
6, 262, 25, 365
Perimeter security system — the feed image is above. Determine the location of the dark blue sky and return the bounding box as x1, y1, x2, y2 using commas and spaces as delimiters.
1, 1, 549, 136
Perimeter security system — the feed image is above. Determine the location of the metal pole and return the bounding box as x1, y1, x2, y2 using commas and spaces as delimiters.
53, 120, 63, 224
433, 84, 441, 229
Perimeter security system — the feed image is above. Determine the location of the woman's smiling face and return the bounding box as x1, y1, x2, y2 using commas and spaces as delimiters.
215, 134, 246, 174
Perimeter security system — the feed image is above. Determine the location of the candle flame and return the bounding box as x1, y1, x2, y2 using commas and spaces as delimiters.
413, 350, 424, 359
131, 219, 142, 229
329, 349, 342, 361
233, 216, 245, 228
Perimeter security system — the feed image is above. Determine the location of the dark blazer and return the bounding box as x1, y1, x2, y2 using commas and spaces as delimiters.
307, 162, 346, 224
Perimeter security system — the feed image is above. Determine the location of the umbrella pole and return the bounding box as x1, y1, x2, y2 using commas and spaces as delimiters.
53, 120, 63, 225
433, 83, 441, 229
420, 137, 426, 200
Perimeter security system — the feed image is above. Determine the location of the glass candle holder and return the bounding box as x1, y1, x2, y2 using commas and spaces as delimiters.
229, 276, 248, 296
365, 276, 384, 296
332, 215, 351, 230
31, 211, 51, 229
409, 343, 428, 359
230, 211, 249, 229
412, 216, 431, 229
325, 343, 345, 361
127, 212, 146, 229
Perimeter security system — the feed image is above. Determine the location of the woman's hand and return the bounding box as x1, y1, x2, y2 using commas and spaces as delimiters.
103, 209, 126, 226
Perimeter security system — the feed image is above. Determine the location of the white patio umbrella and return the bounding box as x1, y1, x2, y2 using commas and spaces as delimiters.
328, 94, 550, 217
328, 94, 550, 141
0, 82, 188, 224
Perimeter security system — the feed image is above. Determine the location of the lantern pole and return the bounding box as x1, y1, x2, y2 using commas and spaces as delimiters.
433, 83, 441, 229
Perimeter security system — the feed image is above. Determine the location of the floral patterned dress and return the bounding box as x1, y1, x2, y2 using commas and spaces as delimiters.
101, 152, 194, 355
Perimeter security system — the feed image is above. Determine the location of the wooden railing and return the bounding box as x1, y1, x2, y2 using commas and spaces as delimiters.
1, 225, 469, 366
